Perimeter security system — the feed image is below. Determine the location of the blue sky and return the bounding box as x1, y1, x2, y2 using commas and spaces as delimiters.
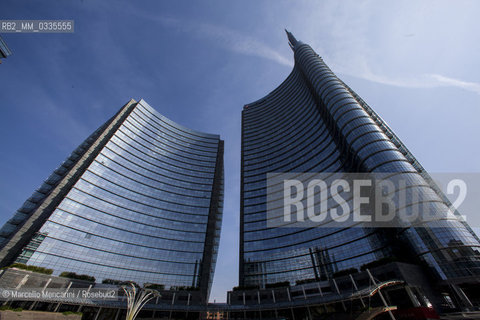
1, 0, 479, 302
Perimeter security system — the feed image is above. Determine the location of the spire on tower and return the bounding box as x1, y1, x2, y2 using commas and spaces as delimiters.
285, 29, 298, 50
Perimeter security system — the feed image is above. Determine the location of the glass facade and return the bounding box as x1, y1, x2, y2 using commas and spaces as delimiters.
240, 31, 480, 288
0, 99, 223, 300
0, 35, 12, 59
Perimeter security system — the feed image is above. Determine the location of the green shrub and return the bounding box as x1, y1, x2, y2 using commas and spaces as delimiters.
232, 285, 260, 291
169, 285, 199, 291
59, 272, 95, 282
103, 279, 123, 285
102, 279, 139, 287
144, 283, 165, 290
7, 263, 53, 275
62, 311, 83, 315
0, 306, 22, 312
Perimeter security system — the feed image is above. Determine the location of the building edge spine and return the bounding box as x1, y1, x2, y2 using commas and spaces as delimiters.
0, 99, 138, 267
199, 139, 225, 302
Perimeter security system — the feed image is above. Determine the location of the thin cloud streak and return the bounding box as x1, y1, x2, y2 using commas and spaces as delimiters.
334, 61, 480, 95
428, 74, 480, 95
139, 14, 292, 67
158, 15, 480, 95
295, 1, 480, 96
355, 71, 480, 95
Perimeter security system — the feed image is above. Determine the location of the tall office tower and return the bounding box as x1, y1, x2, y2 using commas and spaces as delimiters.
240, 31, 480, 305
0, 35, 12, 63
0, 99, 224, 301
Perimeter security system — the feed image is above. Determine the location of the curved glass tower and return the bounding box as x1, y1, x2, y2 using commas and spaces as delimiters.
0, 99, 224, 301
240, 31, 480, 301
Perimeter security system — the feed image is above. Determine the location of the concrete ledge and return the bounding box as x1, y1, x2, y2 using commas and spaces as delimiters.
0, 310, 81, 320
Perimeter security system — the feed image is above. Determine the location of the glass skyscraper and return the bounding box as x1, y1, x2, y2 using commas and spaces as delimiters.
0, 35, 12, 62
240, 31, 480, 306
0, 99, 224, 301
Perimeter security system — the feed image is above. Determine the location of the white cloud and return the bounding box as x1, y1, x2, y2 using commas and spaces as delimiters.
428, 74, 480, 95
141, 14, 292, 67
294, 1, 480, 96
337, 63, 480, 95
188, 21, 292, 67
156, 14, 480, 95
